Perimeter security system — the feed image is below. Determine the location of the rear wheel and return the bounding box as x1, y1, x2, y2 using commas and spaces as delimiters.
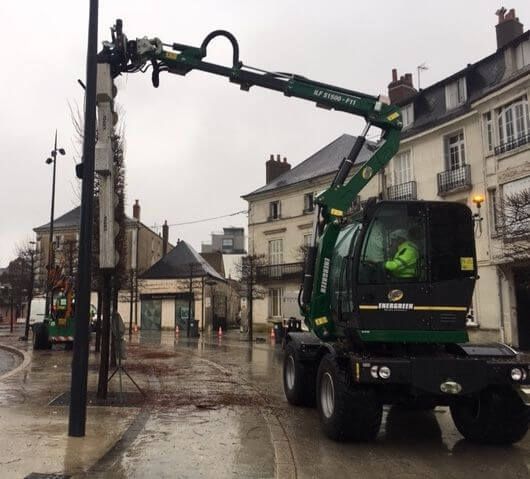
32, 323, 51, 350
316, 354, 382, 441
283, 342, 316, 407
450, 386, 529, 445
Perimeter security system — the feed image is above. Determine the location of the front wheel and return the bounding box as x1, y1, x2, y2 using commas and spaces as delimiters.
283, 342, 316, 407
450, 386, 529, 445
316, 354, 382, 441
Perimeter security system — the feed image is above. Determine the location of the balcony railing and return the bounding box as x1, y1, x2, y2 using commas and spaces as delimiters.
387, 181, 417, 200
437, 164, 471, 195
257, 262, 304, 282
494, 132, 530, 155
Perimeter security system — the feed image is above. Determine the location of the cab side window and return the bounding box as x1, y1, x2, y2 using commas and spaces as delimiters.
329, 224, 359, 314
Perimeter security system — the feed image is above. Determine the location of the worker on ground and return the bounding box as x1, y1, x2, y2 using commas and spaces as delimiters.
384, 229, 419, 279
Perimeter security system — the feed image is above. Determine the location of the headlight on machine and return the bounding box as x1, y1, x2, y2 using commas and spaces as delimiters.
378, 366, 391, 379
511, 367, 525, 381
370, 365, 379, 379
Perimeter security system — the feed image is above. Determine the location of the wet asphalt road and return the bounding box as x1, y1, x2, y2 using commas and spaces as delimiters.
1, 328, 528, 478
108, 331, 530, 479
0, 347, 19, 376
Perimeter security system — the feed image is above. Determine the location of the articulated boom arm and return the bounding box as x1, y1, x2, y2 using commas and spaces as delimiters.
100, 20, 403, 340
100, 20, 402, 214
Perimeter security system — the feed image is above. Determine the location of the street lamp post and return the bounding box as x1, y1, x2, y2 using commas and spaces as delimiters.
44, 131, 65, 318
22, 242, 37, 341
9, 287, 14, 334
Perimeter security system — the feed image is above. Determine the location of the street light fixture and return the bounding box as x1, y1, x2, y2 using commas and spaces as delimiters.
44, 130, 66, 318
472, 193, 485, 235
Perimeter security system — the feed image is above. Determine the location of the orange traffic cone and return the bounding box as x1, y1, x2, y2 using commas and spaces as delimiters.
270, 327, 276, 341
175, 325, 180, 336
218, 326, 223, 337
133, 324, 138, 333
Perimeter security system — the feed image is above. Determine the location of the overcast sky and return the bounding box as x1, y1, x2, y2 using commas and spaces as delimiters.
1, 0, 529, 267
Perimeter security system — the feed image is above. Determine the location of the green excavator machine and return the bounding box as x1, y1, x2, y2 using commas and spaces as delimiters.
100, 20, 530, 444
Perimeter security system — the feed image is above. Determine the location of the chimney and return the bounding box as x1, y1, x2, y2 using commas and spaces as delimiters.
162, 220, 169, 256
387, 68, 417, 104
496, 7, 524, 50
265, 153, 291, 184
133, 199, 140, 221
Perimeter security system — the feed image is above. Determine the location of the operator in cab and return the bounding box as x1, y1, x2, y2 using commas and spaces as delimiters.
384, 229, 419, 279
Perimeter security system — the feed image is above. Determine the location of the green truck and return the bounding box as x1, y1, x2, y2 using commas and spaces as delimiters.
99, 19, 530, 444
33, 291, 95, 350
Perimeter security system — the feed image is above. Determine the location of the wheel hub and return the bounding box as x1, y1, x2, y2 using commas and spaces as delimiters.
286, 355, 296, 390
321, 372, 335, 418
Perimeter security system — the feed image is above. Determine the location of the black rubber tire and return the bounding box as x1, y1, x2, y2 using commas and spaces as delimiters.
283, 342, 316, 407
32, 323, 51, 350
450, 386, 529, 445
316, 353, 382, 442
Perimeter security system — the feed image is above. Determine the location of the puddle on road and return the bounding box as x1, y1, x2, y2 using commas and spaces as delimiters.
89, 406, 275, 479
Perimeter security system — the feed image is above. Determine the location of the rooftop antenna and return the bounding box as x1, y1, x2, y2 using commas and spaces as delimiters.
417, 63, 429, 90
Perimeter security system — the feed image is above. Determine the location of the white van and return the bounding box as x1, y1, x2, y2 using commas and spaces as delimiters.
29, 297, 46, 325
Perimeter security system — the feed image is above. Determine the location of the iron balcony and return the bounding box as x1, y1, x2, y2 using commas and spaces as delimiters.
387, 181, 417, 200
437, 164, 471, 196
257, 262, 304, 282
494, 132, 530, 155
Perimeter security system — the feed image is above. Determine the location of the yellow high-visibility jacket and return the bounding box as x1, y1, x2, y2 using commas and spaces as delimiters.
384, 240, 419, 279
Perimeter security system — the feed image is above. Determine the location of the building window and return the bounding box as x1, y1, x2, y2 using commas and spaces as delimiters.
444, 130, 466, 170
54, 235, 63, 251
483, 111, 494, 152
268, 239, 283, 265
269, 201, 281, 220
222, 238, 233, 249
445, 77, 467, 110
488, 188, 500, 234
497, 96, 529, 150
393, 151, 412, 185
402, 103, 414, 128
269, 288, 283, 318
303, 192, 314, 213
303, 234, 313, 247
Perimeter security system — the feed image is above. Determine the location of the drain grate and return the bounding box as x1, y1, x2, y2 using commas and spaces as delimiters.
49, 391, 145, 408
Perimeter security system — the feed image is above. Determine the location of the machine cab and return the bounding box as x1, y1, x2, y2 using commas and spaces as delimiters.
330, 201, 477, 342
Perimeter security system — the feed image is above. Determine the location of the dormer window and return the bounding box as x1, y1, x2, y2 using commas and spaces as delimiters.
303, 192, 315, 213
269, 201, 281, 220
402, 103, 414, 128
445, 77, 467, 110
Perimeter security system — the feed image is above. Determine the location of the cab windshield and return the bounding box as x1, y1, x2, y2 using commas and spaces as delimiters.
358, 203, 427, 284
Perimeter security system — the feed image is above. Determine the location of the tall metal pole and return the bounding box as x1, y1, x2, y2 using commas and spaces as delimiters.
9, 291, 14, 334
129, 270, 134, 338
24, 246, 36, 340
187, 264, 193, 337
134, 223, 139, 326
97, 272, 111, 399
248, 257, 253, 342
68, 0, 99, 438
45, 131, 58, 318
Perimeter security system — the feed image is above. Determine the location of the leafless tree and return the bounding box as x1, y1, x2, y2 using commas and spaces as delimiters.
235, 255, 268, 341
0, 242, 38, 322
495, 187, 530, 262
494, 187, 530, 291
